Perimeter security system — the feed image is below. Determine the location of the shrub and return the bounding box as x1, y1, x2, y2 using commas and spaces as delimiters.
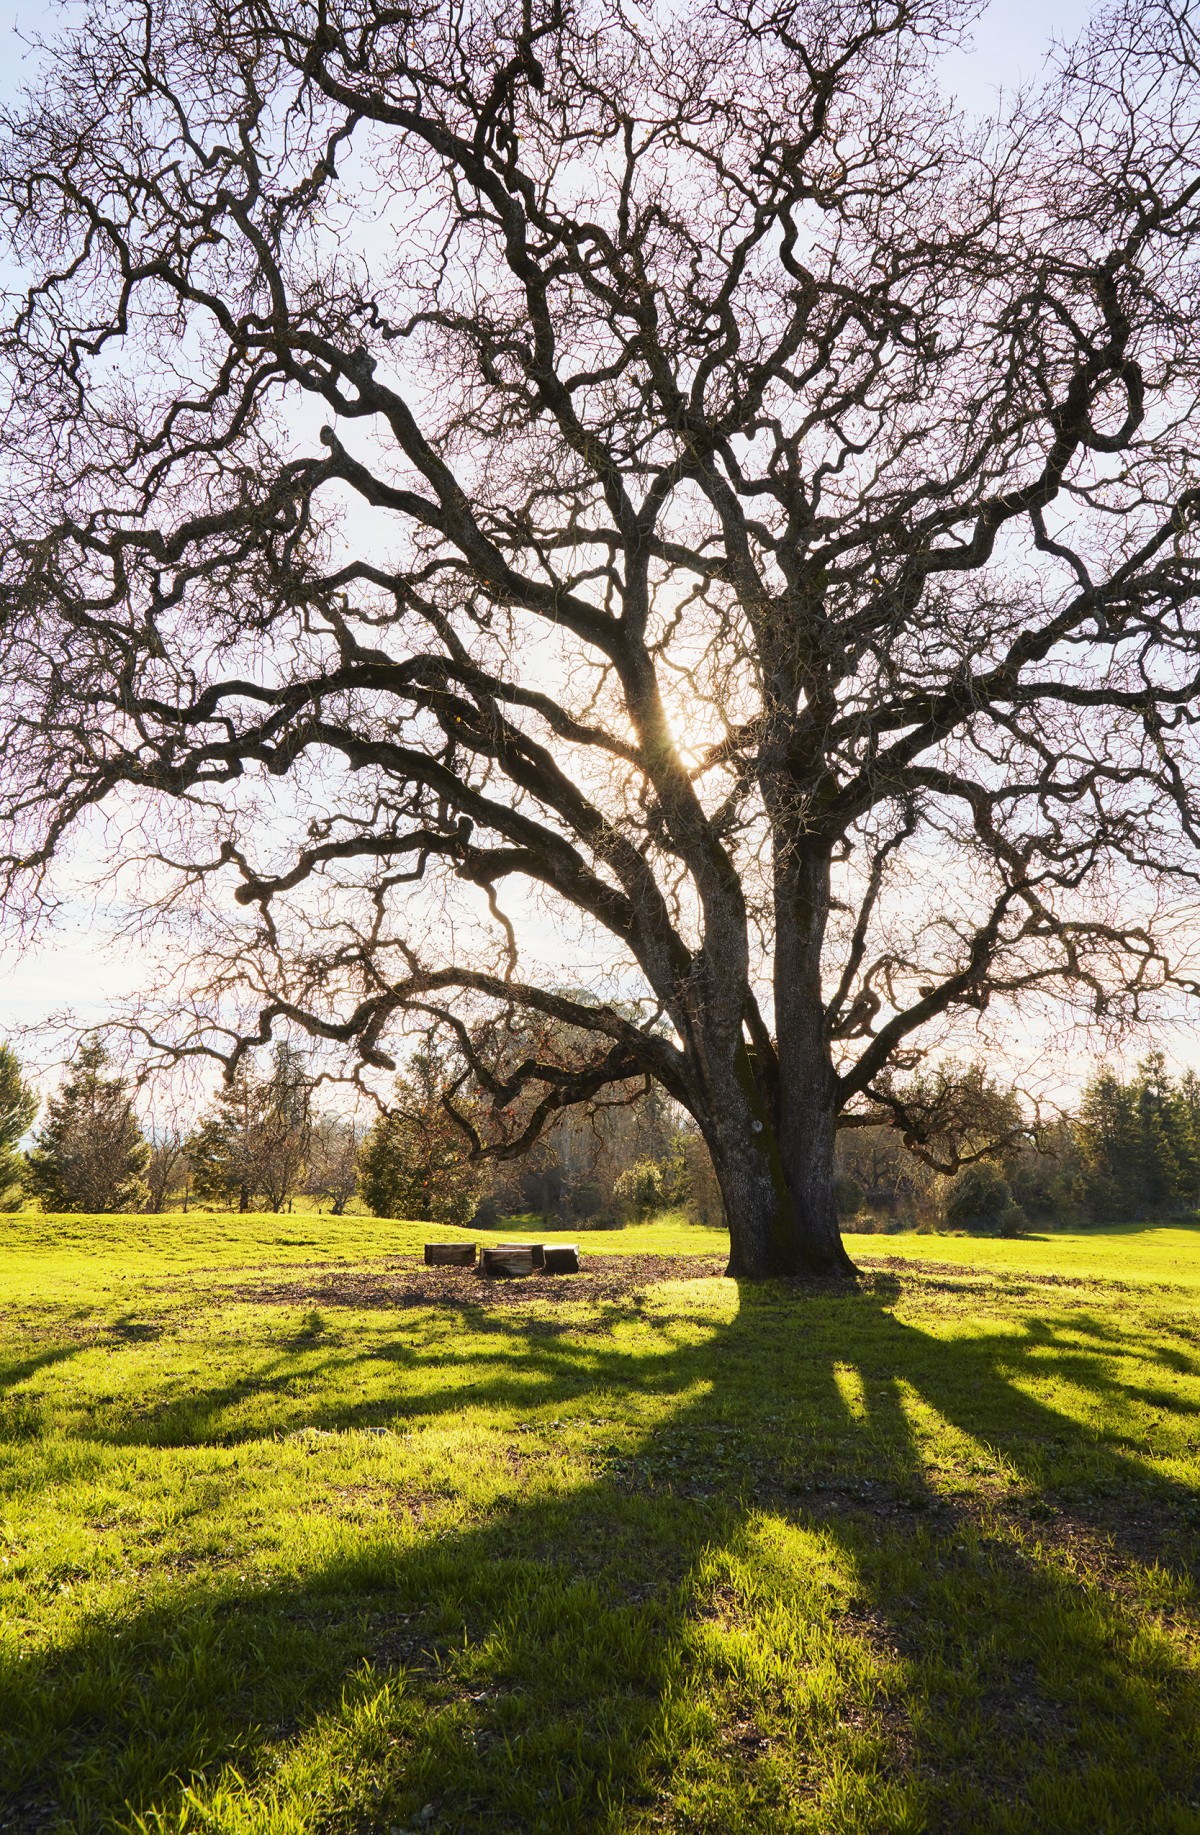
942, 1161, 1026, 1236
613, 1158, 666, 1223
834, 1173, 864, 1220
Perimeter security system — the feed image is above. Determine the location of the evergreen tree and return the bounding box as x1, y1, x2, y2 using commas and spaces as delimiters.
256, 1043, 312, 1212
359, 1052, 483, 1226
0, 1042, 36, 1209
1176, 1071, 1200, 1206
189, 1067, 259, 1212
24, 1040, 149, 1213
1076, 1054, 1200, 1222
1132, 1051, 1186, 1214
189, 1043, 312, 1212
1003, 1116, 1085, 1228
1076, 1068, 1140, 1219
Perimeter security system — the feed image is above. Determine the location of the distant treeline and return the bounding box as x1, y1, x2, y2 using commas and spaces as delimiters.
0, 1036, 722, 1226
839, 1050, 1200, 1235
2, 1035, 1199, 1234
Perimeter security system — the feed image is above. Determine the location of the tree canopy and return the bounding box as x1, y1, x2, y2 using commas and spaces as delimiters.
0, 0, 1199, 1272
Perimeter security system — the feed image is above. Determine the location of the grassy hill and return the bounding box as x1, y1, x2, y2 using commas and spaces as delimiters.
1, 1213, 1197, 1832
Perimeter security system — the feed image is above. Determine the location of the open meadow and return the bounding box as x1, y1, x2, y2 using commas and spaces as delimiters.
1, 1213, 1198, 1834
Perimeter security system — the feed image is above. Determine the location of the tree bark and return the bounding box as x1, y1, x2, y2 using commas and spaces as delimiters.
775, 840, 858, 1277
692, 833, 857, 1280
701, 1085, 855, 1278
693, 1030, 854, 1279
703, 1087, 792, 1278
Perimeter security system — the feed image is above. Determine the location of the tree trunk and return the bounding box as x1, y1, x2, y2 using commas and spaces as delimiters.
692, 835, 857, 1280
703, 1075, 793, 1277
774, 838, 858, 1277
778, 1085, 855, 1275
698, 1046, 853, 1278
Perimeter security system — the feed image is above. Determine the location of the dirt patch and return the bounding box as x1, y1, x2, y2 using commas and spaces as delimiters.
0, 1792, 61, 1835
328, 1483, 452, 1528
222, 1252, 729, 1312
215, 1254, 918, 1317
960, 1483, 1200, 1612
783, 1471, 1200, 1643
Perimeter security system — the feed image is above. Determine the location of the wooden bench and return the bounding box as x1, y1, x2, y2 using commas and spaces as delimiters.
495, 1240, 546, 1268
480, 1244, 537, 1277
424, 1242, 477, 1267
476, 1242, 581, 1277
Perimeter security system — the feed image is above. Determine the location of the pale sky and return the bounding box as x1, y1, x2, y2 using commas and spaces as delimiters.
0, 0, 1161, 1100
0, 0, 1101, 108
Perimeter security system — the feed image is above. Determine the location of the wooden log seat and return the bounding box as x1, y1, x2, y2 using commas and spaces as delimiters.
479, 1245, 537, 1277
542, 1244, 580, 1274
423, 1242, 477, 1267
495, 1241, 546, 1268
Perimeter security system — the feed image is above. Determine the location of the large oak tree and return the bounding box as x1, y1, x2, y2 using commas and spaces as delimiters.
0, 0, 1199, 1274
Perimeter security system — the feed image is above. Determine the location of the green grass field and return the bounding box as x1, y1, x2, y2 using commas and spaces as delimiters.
1, 1212, 1198, 1834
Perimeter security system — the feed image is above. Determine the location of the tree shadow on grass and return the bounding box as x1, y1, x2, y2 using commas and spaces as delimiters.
64, 1297, 712, 1449
0, 1343, 86, 1395
1, 1271, 1198, 1834
0, 1341, 90, 1443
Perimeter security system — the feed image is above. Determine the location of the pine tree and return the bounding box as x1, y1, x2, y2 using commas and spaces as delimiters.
1076, 1054, 1200, 1222
189, 1067, 259, 1212
1176, 1071, 1200, 1207
0, 1042, 36, 1209
24, 1040, 149, 1213
359, 1052, 483, 1226
189, 1044, 312, 1213
255, 1043, 312, 1212
1076, 1068, 1140, 1220
1132, 1051, 1186, 1215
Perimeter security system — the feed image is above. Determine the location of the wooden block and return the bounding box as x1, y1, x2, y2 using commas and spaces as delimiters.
424, 1242, 477, 1267
496, 1241, 545, 1268
480, 1246, 536, 1278
543, 1244, 580, 1274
